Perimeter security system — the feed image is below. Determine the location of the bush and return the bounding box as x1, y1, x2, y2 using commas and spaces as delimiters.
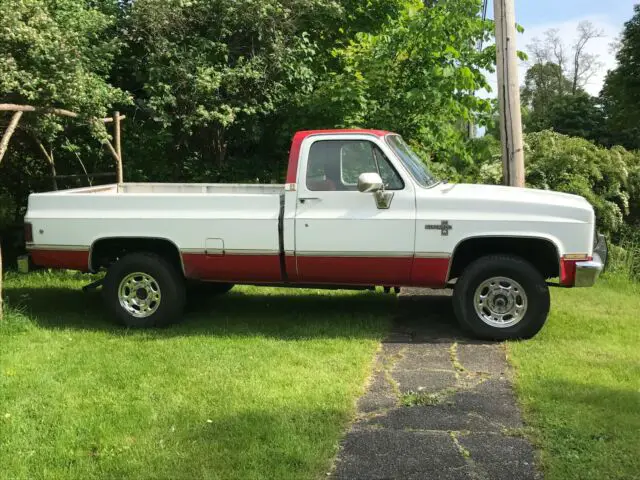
524, 131, 636, 235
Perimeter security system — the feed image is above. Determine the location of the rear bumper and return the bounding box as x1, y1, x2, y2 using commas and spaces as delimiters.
574, 253, 604, 287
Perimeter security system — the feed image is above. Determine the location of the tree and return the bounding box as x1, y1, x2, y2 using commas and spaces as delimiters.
521, 62, 573, 131
527, 21, 604, 95
601, 4, 640, 150
0, 0, 130, 130
296, 0, 494, 169
522, 21, 606, 140
114, 0, 405, 179
544, 92, 606, 143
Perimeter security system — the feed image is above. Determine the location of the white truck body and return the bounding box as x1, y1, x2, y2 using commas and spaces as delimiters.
23, 129, 604, 338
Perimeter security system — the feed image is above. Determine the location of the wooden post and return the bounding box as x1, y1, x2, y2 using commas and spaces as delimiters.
494, 0, 525, 187
0, 110, 23, 320
38, 142, 58, 190
0, 111, 23, 164
114, 111, 123, 184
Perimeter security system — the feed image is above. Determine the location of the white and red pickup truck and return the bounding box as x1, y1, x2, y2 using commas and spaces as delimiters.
23, 129, 606, 339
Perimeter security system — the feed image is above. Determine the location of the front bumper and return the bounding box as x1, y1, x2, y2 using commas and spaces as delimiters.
574, 253, 604, 287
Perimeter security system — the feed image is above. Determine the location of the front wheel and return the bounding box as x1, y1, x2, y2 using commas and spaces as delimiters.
452, 255, 550, 340
102, 252, 186, 328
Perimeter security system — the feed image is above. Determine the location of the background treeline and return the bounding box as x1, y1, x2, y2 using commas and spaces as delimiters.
1, 1, 639, 257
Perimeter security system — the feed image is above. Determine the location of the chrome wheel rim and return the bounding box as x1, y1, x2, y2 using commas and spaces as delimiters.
473, 276, 527, 328
118, 272, 162, 318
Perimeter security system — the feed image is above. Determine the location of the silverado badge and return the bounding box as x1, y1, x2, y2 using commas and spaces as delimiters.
425, 220, 453, 236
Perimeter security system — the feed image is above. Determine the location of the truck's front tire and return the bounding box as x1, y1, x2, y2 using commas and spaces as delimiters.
102, 252, 186, 328
452, 254, 550, 340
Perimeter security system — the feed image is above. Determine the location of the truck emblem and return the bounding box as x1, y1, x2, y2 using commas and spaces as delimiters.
425, 220, 453, 236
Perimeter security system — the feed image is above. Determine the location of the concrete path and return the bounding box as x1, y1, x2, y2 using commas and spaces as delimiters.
330, 289, 542, 480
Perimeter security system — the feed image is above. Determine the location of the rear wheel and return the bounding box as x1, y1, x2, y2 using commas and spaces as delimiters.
453, 254, 550, 340
102, 252, 185, 328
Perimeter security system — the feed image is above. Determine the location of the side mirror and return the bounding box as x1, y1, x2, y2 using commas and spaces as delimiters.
357, 172, 383, 193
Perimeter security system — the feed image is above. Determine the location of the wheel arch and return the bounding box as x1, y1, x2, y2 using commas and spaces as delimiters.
447, 234, 562, 282
89, 236, 185, 275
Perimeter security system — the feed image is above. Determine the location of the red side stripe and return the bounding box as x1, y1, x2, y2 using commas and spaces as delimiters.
182, 253, 282, 282
411, 257, 450, 288
28, 248, 451, 288
30, 249, 90, 272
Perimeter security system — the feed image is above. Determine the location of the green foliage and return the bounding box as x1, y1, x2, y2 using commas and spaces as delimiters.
521, 62, 574, 132
0, 0, 130, 136
124, 0, 322, 162
601, 4, 640, 150
299, 0, 494, 167
539, 93, 606, 144
523, 131, 637, 235
0, 0, 132, 227
106, 0, 408, 184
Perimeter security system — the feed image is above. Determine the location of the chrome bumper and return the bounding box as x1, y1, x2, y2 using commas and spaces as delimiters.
574, 253, 603, 287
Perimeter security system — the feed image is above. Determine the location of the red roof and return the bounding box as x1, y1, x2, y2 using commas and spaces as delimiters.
295, 129, 391, 138
285, 129, 394, 183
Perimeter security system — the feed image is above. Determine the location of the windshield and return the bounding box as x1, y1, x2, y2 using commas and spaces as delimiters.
386, 135, 439, 188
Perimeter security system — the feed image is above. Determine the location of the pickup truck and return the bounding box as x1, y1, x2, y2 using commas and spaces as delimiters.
23, 129, 606, 339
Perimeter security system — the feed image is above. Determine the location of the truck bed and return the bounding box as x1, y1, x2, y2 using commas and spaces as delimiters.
25, 183, 286, 280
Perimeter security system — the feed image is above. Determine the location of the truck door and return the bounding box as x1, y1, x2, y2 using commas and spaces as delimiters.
294, 134, 416, 285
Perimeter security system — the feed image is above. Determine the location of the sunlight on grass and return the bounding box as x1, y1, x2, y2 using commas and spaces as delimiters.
509, 275, 640, 480
0, 272, 392, 480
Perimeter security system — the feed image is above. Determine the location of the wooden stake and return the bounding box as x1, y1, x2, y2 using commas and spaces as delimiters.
0, 111, 23, 164
114, 111, 123, 184
0, 104, 124, 123
0, 110, 23, 320
494, 0, 525, 187
38, 142, 58, 190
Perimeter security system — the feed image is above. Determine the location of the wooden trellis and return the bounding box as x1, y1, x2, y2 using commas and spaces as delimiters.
0, 104, 125, 319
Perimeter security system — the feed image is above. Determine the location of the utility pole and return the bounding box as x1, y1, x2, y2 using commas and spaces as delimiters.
494, 0, 525, 187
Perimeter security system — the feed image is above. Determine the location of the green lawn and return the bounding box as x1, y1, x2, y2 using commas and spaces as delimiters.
2, 271, 639, 480
509, 275, 640, 480
0, 272, 392, 480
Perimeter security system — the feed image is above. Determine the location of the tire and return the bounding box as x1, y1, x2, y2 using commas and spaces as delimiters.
452, 254, 550, 340
102, 252, 186, 328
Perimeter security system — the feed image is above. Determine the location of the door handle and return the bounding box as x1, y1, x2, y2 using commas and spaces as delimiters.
299, 197, 321, 203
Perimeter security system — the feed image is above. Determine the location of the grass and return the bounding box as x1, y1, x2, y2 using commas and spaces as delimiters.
508, 274, 640, 480
0, 271, 393, 480
2, 268, 639, 480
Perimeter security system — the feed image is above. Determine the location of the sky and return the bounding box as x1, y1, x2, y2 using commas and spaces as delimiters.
484, 0, 637, 96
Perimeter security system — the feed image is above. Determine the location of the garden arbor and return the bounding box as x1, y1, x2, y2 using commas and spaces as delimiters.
0, 104, 125, 319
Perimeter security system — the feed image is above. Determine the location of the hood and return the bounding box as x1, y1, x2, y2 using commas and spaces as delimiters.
426, 183, 594, 224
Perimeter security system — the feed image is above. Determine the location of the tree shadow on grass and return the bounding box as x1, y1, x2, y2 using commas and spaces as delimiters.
3, 284, 463, 340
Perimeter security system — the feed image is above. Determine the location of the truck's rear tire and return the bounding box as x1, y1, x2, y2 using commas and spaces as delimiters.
102, 252, 186, 328
452, 254, 550, 340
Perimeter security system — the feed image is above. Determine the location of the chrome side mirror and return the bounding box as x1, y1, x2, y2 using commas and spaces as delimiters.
357, 172, 383, 193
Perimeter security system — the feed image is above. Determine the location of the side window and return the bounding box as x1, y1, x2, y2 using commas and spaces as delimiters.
306, 140, 404, 191
340, 142, 377, 185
